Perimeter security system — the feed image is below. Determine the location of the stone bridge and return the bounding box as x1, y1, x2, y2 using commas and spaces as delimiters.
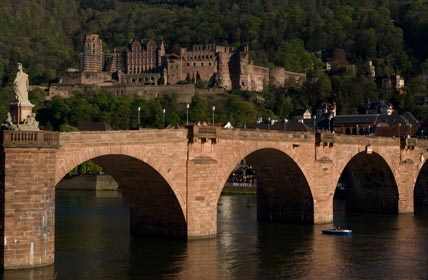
1, 127, 427, 269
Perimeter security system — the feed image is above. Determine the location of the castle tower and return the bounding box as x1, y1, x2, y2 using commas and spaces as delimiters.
81, 34, 103, 72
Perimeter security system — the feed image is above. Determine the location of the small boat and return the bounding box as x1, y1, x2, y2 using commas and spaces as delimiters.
322, 227, 352, 236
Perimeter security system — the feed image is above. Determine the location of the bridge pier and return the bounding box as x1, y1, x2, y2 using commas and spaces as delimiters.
186, 156, 219, 239
1, 148, 56, 269
0, 131, 59, 270
395, 160, 418, 214
307, 160, 335, 224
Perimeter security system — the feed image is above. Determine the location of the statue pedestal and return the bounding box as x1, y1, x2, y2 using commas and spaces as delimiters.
10, 100, 34, 123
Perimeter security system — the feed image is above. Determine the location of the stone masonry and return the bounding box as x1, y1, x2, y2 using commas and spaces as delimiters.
1, 128, 427, 269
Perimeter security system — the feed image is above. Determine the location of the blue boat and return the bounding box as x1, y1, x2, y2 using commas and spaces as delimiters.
322, 227, 352, 236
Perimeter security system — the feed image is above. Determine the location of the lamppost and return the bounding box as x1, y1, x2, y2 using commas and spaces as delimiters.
398, 123, 401, 138
356, 124, 359, 135
268, 117, 271, 130
186, 104, 190, 125
162, 108, 166, 128
212, 106, 215, 126
284, 118, 288, 132
137, 106, 141, 128
313, 115, 316, 132
409, 124, 412, 137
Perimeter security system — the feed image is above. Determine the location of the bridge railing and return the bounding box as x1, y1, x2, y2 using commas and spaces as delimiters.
0, 130, 60, 148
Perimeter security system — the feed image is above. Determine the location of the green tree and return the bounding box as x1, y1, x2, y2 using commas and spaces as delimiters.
189, 94, 209, 123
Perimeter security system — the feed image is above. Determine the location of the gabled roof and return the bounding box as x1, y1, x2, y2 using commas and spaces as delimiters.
333, 114, 378, 125
291, 109, 309, 117
332, 112, 418, 126
248, 120, 311, 131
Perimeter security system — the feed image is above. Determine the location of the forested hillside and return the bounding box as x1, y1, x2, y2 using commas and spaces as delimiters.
1, 0, 428, 128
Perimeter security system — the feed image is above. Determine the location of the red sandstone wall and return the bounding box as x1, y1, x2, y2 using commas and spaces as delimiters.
2, 148, 56, 269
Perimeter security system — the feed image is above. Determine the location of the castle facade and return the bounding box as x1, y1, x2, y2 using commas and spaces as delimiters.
55, 34, 305, 98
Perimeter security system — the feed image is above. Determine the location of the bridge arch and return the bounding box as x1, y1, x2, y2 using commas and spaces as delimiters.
217, 148, 314, 224
55, 148, 187, 238
335, 151, 399, 214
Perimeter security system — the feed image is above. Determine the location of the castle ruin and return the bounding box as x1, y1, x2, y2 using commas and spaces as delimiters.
53, 34, 305, 99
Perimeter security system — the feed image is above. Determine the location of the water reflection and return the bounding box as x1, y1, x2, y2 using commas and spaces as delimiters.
1, 191, 427, 279
2, 264, 55, 280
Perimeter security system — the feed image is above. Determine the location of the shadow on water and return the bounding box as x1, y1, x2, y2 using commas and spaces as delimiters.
127, 237, 187, 279
55, 190, 187, 280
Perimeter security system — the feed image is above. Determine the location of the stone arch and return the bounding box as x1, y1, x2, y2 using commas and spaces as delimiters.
55, 149, 187, 238
218, 148, 314, 224
335, 151, 399, 213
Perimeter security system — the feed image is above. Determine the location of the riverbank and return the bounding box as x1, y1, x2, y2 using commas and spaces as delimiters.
222, 184, 256, 194
56, 174, 119, 191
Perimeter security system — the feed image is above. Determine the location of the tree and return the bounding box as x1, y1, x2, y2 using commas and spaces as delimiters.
189, 94, 209, 123
225, 95, 257, 127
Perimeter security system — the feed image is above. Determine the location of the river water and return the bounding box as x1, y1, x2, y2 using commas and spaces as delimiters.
3, 190, 428, 279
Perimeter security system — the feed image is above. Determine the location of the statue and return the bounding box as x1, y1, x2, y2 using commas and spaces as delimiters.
1, 112, 17, 130
23, 113, 39, 128
14, 63, 30, 103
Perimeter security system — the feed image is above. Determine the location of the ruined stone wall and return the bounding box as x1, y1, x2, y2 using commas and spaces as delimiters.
61, 71, 111, 85
49, 83, 195, 102
176, 47, 218, 84
216, 46, 235, 90
47, 84, 82, 100
269, 67, 306, 88
60, 71, 83, 84
121, 73, 162, 86
104, 84, 195, 102
167, 58, 184, 85
247, 65, 269, 92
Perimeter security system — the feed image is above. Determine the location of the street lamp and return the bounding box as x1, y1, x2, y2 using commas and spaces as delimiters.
137, 106, 141, 128
162, 108, 166, 128
398, 123, 401, 138
313, 115, 316, 132
284, 118, 288, 132
409, 124, 412, 137
268, 117, 271, 130
212, 106, 215, 125
186, 104, 190, 125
